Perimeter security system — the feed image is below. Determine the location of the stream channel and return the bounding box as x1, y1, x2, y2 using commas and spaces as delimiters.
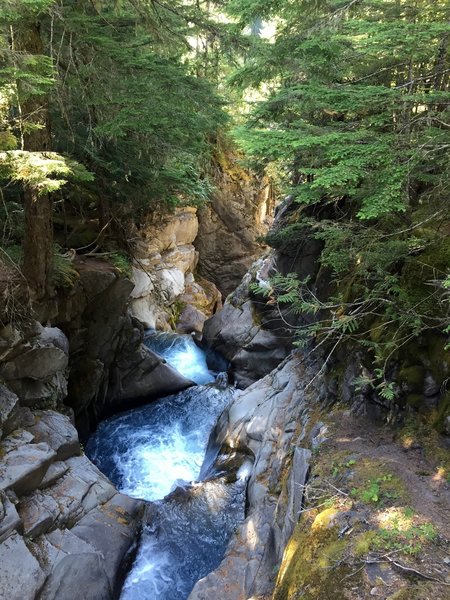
86, 333, 249, 599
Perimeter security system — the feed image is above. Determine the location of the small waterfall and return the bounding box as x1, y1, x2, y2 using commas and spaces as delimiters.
121, 478, 246, 600
214, 371, 228, 389
144, 331, 217, 385
85, 333, 245, 599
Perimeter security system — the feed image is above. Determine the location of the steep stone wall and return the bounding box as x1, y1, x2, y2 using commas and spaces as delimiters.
50, 259, 193, 437
195, 158, 274, 297
0, 360, 143, 599
0, 323, 69, 410
189, 355, 325, 600
269, 198, 450, 430
202, 256, 293, 388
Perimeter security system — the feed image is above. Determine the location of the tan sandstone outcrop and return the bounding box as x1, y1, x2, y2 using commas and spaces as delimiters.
129, 207, 221, 332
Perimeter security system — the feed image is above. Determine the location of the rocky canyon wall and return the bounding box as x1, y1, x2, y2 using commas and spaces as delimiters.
195, 151, 274, 298
129, 206, 221, 335
0, 332, 143, 600
0, 163, 276, 600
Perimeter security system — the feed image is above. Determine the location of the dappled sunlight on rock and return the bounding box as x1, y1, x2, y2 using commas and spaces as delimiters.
432, 466, 447, 483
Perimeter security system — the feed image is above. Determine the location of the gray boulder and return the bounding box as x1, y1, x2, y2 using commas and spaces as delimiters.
39, 552, 112, 600
0, 492, 22, 543
202, 261, 291, 388
0, 532, 46, 600
190, 357, 317, 600
19, 491, 59, 539
109, 345, 194, 402
0, 385, 21, 438
0, 327, 70, 408
0, 442, 56, 496
28, 410, 80, 461
36, 491, 143, 600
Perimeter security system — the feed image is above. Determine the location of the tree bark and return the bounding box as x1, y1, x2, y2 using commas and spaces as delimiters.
14, 21, 54, 300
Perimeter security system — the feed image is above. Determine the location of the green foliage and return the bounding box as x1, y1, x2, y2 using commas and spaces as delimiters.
0, 0, 247, 304
236, 0, 450, 395
168, 298, 186, 330
372, 516, 438, 556
0, 151, 93, 194
108, 252, 132, 277
0, 243, 22, 267
233, 0, 450, 219
351, 473, 401, 505
52, 245, 79, 288
46, 0, 229, 211
0, 0, 55, 22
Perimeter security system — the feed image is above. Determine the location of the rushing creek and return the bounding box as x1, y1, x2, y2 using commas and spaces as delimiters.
86, 333, 247, 599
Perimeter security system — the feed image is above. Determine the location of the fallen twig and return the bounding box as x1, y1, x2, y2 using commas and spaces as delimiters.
364, 556, 450, 586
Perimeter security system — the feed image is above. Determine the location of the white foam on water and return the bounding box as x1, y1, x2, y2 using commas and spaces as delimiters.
144, 332, 215, 384
85, 334, 241, 600
116, 424, 205, 501
120, 539, 173, 600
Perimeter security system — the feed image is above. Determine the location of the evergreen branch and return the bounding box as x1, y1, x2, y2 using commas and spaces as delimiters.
395, 69, 450, 89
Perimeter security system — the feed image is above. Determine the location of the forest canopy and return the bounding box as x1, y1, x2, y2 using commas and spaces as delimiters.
230, 0, 450, 407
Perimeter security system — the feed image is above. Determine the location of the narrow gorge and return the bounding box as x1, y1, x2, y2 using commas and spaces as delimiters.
1, 2, 449, 600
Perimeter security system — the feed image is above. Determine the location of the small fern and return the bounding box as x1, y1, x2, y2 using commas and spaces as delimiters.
52, 246, 79, 288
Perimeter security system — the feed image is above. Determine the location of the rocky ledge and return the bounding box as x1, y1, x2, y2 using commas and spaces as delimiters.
0, 384, 143, 600
202, 257, 293, 388
189, 355, 324, 599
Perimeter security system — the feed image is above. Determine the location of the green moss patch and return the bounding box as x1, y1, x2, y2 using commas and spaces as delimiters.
274, 507, 356, 600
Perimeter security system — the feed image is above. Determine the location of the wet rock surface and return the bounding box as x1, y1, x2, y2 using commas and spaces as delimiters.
49, 263, 194, 435
189, 356, 318, 600
0, 383, 143, 600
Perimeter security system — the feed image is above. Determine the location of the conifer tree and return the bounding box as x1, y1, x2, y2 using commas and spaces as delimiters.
0, 0, 232, 298
230, 0, 450, 386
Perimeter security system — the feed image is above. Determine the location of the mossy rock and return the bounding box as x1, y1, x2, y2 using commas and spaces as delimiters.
433, 391, 450, 433
400, 236, 450, 318
406, 393, 424, 409
367, 317, 391, 344
417, 332, 450, 385
273, 509, 354, 600
396, 334, 450, 426
398, 365, 425, 393
386, 583, 436, 600
354, 531, 377, 557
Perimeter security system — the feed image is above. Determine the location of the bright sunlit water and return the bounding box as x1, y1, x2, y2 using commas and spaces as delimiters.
85, 334, 246, 600
85, 385, 233, 501
144, 332, 215, 385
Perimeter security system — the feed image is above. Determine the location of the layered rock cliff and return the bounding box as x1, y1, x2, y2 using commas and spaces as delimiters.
129, 206, 221, 335
195, 148, 274, 297
0, 330, 143, 600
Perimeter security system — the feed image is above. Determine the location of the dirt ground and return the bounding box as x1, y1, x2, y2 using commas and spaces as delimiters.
325, 410, 450, 538
273, 406, 450, 600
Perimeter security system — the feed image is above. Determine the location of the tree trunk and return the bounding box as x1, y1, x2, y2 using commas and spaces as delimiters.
14, 21, 54, 299
22, 189, 53, 299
